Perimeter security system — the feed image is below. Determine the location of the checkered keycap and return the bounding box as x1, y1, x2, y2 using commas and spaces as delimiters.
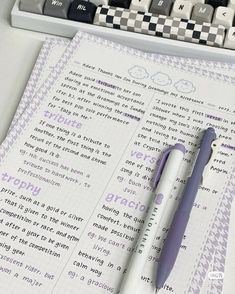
94, 5, 225, 47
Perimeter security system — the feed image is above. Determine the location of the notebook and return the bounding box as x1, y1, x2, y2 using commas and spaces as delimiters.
0, 31, 234, 294
8, 36, 235, 132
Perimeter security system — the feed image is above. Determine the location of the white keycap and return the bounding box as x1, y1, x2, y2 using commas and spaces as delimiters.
228, 0, 235, 11
224, 27, 235, 49
130, 0, 152, 12
171, 0, 193, 19
213, 7, 234, 29
183, 0, 205, 5
92, 0, 108, 5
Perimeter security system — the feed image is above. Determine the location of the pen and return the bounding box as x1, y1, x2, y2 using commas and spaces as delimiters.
119, 143, 186, 294
155, 127, 217, 291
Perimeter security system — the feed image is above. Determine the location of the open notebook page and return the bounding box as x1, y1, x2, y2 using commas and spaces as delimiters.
0, 32, 234, 294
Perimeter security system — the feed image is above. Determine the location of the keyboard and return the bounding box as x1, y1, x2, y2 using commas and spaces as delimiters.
11, 0, 235, 62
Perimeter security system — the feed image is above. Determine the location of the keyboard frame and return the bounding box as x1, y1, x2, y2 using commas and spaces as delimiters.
11, 0, 235, 62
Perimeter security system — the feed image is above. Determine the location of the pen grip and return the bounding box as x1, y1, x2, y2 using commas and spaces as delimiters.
178, 176, 199, 212
158, 209, 190, 279
159, 168, 203, 271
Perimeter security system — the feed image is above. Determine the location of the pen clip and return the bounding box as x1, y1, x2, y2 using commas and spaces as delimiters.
152, 146, 173, 190
201, 137, 224, 185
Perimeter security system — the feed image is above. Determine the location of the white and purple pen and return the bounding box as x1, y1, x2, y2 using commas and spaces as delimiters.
119, 143, 186, 294
156, 127, 217, 292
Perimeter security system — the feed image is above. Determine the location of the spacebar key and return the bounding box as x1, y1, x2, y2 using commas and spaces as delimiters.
94, 5, 225, 47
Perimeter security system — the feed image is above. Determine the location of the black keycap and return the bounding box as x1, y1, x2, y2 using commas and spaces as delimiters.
206, 0, 227, 8
68, 0, 97, 23
109, 0, 131, 9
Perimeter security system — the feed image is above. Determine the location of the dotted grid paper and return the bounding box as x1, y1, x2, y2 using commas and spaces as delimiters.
0, 31, 234, 294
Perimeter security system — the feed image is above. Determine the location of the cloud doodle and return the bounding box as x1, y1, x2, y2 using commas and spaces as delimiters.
128, 65, 149, 79
174, 80, 195, 93
151, 72, 172, 86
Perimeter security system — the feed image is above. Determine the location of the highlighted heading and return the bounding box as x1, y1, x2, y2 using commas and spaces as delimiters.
1, 172, 41, 196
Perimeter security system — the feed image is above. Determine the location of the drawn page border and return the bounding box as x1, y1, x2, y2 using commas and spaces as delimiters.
8, 36, 235, 138
9, 35, 235, 139
9, 37, 69, 132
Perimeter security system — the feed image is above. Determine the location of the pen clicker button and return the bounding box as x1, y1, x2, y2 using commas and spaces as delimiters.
155, 193, 164, 205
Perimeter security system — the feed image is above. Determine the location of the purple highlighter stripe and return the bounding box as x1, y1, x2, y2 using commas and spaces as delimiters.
205, 114, 223, 121
222, 143, 235, 151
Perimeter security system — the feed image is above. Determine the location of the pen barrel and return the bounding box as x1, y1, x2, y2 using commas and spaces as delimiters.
119, 147, 185, 294
156, 128, 217, 289
156, 161, 208, 289
156, 209, 190, 288
188, 127, 216, 186
177, 176, 199, 212
134, 148, 185, 256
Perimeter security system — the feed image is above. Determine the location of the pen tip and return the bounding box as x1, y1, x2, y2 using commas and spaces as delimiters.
155, 288, 159, 294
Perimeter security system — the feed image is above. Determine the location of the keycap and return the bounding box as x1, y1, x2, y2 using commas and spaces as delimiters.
91, 0, 109, 5
149, 0, 173, 16
94, 5, 225, 47
109, 0, 132, 8
130, 0, 152, 12
206, 0, 227, 8
68, 0, 97, 23
171, 0, 193, 19
228, 0, 235, 11
224, 27, 235, 48
19, 0, 46, 14
185, 0, 205, 5
213, 6, 234, 28
191, 3, 214, 24
14, 0, 235, 60
44, 0, 72, 19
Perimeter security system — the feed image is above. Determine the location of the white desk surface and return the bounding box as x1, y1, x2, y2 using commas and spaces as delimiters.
0, 0, 53, 143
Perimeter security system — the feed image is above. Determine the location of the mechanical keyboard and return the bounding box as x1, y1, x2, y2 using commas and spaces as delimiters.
11, 0, 235, 61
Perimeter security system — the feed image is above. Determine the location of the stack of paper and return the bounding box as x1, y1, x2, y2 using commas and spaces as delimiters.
0, 31, 234, 294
